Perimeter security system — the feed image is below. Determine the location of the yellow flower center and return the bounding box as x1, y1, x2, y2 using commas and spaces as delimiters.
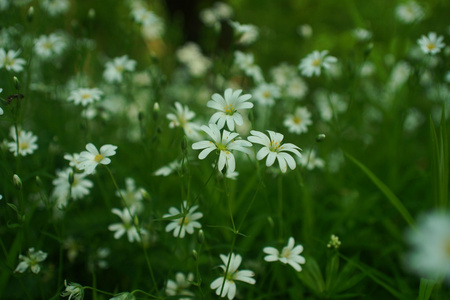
312, 58, 322, 67
293, 116, 302, 124
81, 93, 91, 99
224, 104, 235, 115
269, 141, 282, 152
427, 43, 436, 50
178, 216, 189, 225
263, 91, 271, 98
19, 142, 28, 150
216, 143, 227, 151
42, 41, 53, 50
115, 65, 124, 72
94, 154, 104, 162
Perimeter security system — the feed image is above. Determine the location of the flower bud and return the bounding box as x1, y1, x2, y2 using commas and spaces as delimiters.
88, 8, 95, 19
192, 249, 198, 261
35, 176, 43, 187
68, 170, 74, 185
316, 133, 326, 142
139, 188, 151, 202
27, 6, 34, 23
197, 229, 205, 244
152, 102, 160, 121
13, 174, 22, 190
13, 76, 20, 90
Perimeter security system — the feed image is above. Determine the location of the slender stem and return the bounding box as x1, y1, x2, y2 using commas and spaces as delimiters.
277, 175, 283, 238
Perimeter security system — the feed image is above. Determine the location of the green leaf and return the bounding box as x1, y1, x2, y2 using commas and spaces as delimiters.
418, 278, 436, 300
6, 203, 19, 215
298, 257, 325, 294
345, 152, 415, 228
325, 253, 340, 291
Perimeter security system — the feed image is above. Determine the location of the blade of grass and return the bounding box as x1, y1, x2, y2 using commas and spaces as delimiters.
345, 152, 415, 228
438, 107, 448, 208
418, 278, 436, 300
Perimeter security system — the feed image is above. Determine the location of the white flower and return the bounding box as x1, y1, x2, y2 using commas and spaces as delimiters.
7, 127, 38, 157
252, 83, 280, 107
405, 210, 450, 282
166, 102, 202, 140
229, 21, 259, 45
41, 0, 70, 16
299, 149, 325, 170
207, 88, 253, 131
34, 33, 67, 59
234, 51, 264, 83
176, 42, 211, 77
297, 24, 313, 39
395, 1, 424, 24
61, 280, 84, 300
314, 90, 347, 122
417, 32, 445, 55
67, 88, 103, 107
283, 107, 312, 134
103, 55, 137, 83
163, 201, 203, 238
77, 143, 117, 175
153, 159, 182, 176
248, 130, 302, 173
263, 237, 306, 272
64, 153, 82, 168
14, 248, 47, 274
108, 207, 144, 243
52, 168, 93, 207
166, 272, 195, 299
298, 50, 337, 77
192, 123, 253, 173
0, 48, 26, 72
353, 28, 372, 41
210, 253, 255, 300
116, 177, 144, 213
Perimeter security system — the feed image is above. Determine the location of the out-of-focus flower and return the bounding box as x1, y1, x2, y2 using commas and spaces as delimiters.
163, 201, 203, 238
7, 127, 38, 157
116, 177, 144, 213
61, 280, 84, 300
153, 159, 182, 176
314, 90, 347, 122
327, 234, 341, 249
41, 0, 70, 16
234, 51, 264, 83
229, 21, 259, 45
353, 28, 372, 41
395, 1, 424, 24
252, 83, 280, 107
176, 42, 211, 77
108, 207, 144, 243
210, 253, 255, 299
166, 102, 202, 140
67, 88, 103, 107
52, 168, 93, 208
283, 107, 312, 134
298, 50, 337, 77
207, 88, 253, 131
34, 33, 67, 59
299, 149, 325, 170
263, 237, 306, 272
103, 55, 137, 83
0, 48, 26, 72
417, 32, 445, 55
297, 24, 313, 39
166, 272, 195, 300
405, 210, 450, 282
14, 248, 47, 274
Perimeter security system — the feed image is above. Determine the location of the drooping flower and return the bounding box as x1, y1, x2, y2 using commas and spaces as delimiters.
417, 32, 445, 55
283, 106, 312, 134
103, 55, 137, 83
77, 143, 117, 175
0, 48, 26, 72
61, 280, 84, 300
14, 248, 48, 274
166, 102, 202, 140
210, 253, 255, 300
207, 88, 253, 131
7, 127, 38, 157
248, 130, 302, 173
163, 201, 203, 238
192, 123, 252, 173
67, 88, 103, 107
298, 50, 337, 77
263, 237, 306, 272
166, 272, 195, 299
108, 207, 144, 243
405, 210, 450, 282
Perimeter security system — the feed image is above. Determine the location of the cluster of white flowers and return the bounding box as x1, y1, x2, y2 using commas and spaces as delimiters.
200, 2, 234, 29
129, 1, 165, 40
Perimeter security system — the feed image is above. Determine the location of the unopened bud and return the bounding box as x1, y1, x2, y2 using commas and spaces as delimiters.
316, 133, 326, 142
13, 76, 20, 90
13, 174, 22, 190
152, 102, 160, 121
197, 229, 205, 244
88, 8, 96, 19
68, 171, 74, 185
192, 249, 198, 261
134, 215, 139, 227
139, 188, 151, 201
35, 176, 43, 187
27, 6, 34, 23
267, 216, 274, 228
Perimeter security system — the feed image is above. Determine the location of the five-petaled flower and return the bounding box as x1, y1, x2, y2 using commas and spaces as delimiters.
163, 201, 203, 238
248, 130, 302, 173
263, 237, 306, 272
14, 248, 48, 274
77, 143, 117, 174
192, 123, 252, 173
207, 88, 253, 131
210, 253, 256, 300
298, 50, 337, 77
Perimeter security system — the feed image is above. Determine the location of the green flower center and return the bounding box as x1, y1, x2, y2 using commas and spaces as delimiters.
224, 104, 235, 115
269, 141, 282, 152
312, 58, 321, 67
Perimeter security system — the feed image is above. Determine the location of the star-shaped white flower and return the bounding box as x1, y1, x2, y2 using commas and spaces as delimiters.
248, 130, 302, 173
108, 207, 144, 243
207, 88, 253, 131
210, 253, 255, 300
417, 32, 445, 55
163, 201, 203, 238
263, 237, 306, 272
77, 143, 117, 174
298, 50, 337, 77
14, 248, 48, 274
67, 88, 103, 107
192, 123, 252, 173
